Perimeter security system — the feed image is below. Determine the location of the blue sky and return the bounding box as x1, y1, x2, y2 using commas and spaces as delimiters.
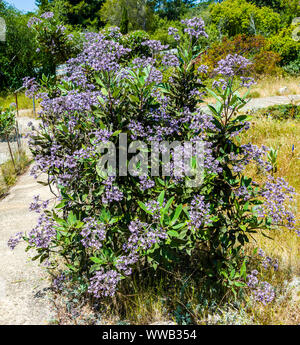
6, 0, 37, 13
5, 0, 207, 13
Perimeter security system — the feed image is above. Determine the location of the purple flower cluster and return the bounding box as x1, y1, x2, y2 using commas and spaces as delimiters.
240, 77, 256, 88
258, 249, 279, 271
231, 144, 272, 173
132, 57, 155, 69
181, 17, 208, 39
29, 195, 49, 213
116, 253, 138, 276
88, 268, 121, 298
234, 186, 251, 201
139, 176, 155, 191
22, 77, 40, 99
53, 272, 67, 292
198, 65, 209, 74
65, 33, 131, 87
247, 270, 275, 305
253, 281, 275, 305
27, 17, 41, 28
124, 220, 167, 253
27, 214, 56, 249
247, 269, 259, 289
162, 53, 179, 67
214, 54, 252, 78
40, 12, 54, 19
188, 195, 211, 230
80, 217, 106, 250
7, 232, 23, 250
142, 40, 168, 53
258, 177, 296, 230
145, 200, 164, 222
168, 27, 180, 41
102, 177, 124, 204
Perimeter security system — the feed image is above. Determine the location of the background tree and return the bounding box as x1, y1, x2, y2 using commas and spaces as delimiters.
154, 0, 196, 20
120, 6, 129, 34
36, 0, 105, 29
35, 0, 52, 12
100, 0, 156, 32
0, 4, 37, 91
208, 0, 281, 37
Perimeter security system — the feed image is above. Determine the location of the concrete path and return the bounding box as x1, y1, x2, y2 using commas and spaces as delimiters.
0, 168, 53, 325
243, 94, 300, 111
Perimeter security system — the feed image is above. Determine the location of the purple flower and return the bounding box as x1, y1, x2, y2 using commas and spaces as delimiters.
142, 40, 168, 53
40, 12, 54, 19
188, 195, 211, 230
102, 177, 124, 204
80, 217, 106, 250
214, 54, 252, 78
168, 27, 180, 41
247, 269, 275, 305
7, 232, 23, 250
162, 53, 179, 67
23, 77, 39, 99
258, 176, 296, 230
181, 17, 208, 39
253, 281, 275, 305
88, 268, 121, 298
27, 17, 41, 28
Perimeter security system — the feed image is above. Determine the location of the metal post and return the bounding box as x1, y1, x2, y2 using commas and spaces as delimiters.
33, 95, 36, 116
14, 91, 21, 152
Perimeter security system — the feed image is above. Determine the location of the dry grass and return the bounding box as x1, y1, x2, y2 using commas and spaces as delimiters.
238, 114, 300, 324
0, 148, 32, 198
0, 92, 39, 118
204, 76, 300, 103
248, 76, 300, 98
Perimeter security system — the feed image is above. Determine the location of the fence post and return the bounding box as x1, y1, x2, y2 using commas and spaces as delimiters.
14, 91, 21, 152
33, 95, 36, 116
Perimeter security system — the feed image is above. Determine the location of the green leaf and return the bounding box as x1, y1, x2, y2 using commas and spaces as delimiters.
90, 257, 105, 264
158, 191, 165, 206
137, 201, 151, 214
170, 204, 183, 226
163, 197, 174, 214
167, 230, 179, 238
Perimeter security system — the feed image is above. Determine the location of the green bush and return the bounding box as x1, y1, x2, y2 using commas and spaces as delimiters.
270, 26, 300, 66
259, 104, 300, 120
208, 0, 281, 37
121, 30, 151, 58
283, 54, 300, 76
0, 7, 37, 91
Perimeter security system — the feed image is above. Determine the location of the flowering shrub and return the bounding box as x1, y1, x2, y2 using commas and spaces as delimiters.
27, 12, 79, 74
9, 17, 299, 302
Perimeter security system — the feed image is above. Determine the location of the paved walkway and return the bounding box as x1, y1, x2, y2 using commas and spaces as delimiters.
243, 94, 300, 111
0, 168, 53, 324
